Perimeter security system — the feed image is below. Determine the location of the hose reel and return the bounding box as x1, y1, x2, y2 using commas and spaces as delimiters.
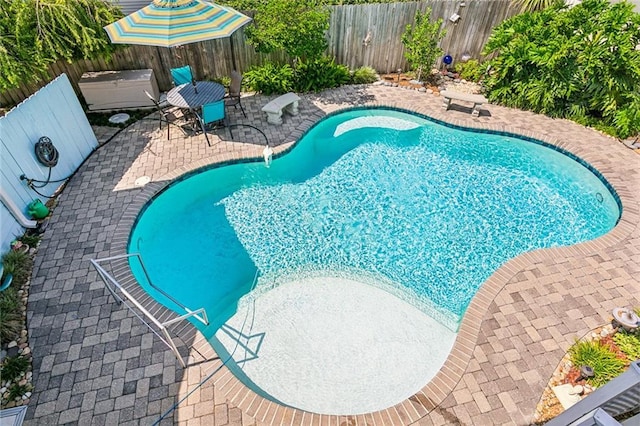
20, 136, 68, 198
34, 136, 59, 167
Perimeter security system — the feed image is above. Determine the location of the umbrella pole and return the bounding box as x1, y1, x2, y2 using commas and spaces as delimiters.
230, 36, 237, 72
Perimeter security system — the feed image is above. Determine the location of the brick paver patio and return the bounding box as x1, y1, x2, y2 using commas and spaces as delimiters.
23, 84, 640, 425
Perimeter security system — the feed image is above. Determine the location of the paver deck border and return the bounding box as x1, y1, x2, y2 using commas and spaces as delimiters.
107, 98, 639, 425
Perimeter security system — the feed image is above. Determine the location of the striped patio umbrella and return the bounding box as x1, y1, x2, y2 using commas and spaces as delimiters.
104, 0, 251, 48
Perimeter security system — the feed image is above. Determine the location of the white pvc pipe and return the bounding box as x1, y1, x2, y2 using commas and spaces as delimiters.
0, 188, 37, 228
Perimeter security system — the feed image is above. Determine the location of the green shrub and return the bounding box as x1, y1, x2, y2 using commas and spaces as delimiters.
244, 62, 294, 95
483, 0, 640, 139
457, 59, 485, 82
0, 356, 29, 382
212, 75, 231, 88
569, 339, 626, 387
613, 331, 640, 361
6, 383, 31, 401
294, 56, 350, 92
2, 249, 31, 287
351, 66, 378, 84
245, 0, 329, 60
17, 232, 40, 248
0, 287, 22, 344
401, 8, 446, 82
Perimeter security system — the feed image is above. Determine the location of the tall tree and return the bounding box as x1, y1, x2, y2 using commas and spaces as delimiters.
245, 0, 329, 60
0, 0, 122, 90
401, 9, 446, 82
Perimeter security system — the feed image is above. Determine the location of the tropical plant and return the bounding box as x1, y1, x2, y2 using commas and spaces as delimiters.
244, 62, 294, 95
245, 0, 330, 60
351, 66, 378, 84
294, 56, 350, 92
2, 250, 31, 286
0, 287, 22, 344
613, 331, 640, 361
18, 232, 40, 248
0, 0, 123, 91
0, 356, 30, 383
401, 9, 446, 82
483, 0, 640, 139
513, 0, 558, 13
6, 383, 31, 401
456, 59, 485, 82
569, 339, 627, 387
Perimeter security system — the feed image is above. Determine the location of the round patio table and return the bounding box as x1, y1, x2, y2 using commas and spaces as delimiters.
166, 81, 225, 109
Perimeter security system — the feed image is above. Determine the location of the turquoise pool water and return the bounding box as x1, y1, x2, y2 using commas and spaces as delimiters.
129, 108, 620, 333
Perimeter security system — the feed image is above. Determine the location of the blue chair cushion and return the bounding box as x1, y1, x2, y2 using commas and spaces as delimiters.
202, 101, 225, 125
170, 65, 193, 86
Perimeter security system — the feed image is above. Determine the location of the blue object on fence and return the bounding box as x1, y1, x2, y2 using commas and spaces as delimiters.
0, 265, 12, 291
443, 55, 453, 65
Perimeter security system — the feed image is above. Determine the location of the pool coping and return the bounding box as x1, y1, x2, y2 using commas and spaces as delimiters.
110, 100, 639, 425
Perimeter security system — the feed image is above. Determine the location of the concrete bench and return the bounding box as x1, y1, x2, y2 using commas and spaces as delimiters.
261, 92, 300, 124
441, 90, 488, 117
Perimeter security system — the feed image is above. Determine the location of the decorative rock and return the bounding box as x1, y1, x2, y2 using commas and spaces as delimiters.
0, 387, 6, 394
461, 79, 468, 83
427, 89, 434, 94
418, 87, 426, 92
7, 341, 17, 348
25, 391, 31, 398
569, 385, 584, 395
553, 383, 583, 409
22, 347, 30, 355
6, 401, 15, 408
601, 328, 610, 337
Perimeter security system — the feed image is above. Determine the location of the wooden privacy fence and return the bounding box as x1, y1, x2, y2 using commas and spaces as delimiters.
329, 0, 518, 72
0, 1, 518, 108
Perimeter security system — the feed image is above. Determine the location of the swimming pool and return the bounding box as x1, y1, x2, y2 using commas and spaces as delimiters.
129, 107, 619, 333
128, 107, 620, 413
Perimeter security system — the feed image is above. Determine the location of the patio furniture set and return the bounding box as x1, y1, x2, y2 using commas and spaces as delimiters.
144, 65, 237, 145
146, 65, 301, 146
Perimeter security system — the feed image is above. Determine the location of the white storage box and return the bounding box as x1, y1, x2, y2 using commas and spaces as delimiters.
79, 69, 160, 111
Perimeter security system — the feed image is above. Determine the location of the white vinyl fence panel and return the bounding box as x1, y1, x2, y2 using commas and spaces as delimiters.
0, 207, 22, 255
0, 74, 98, 254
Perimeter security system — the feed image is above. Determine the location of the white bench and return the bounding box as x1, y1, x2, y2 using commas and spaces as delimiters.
441, 90, 488, 117
261, 92, 300, 124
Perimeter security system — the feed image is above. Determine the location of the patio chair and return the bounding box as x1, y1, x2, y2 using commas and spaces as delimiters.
224, 70, 246, 118
144, 90, 188, 140
170, 65, 194, 86
195, 100, 234, 146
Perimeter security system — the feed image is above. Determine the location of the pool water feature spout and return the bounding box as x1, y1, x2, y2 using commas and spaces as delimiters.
263, 145, 273, 168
